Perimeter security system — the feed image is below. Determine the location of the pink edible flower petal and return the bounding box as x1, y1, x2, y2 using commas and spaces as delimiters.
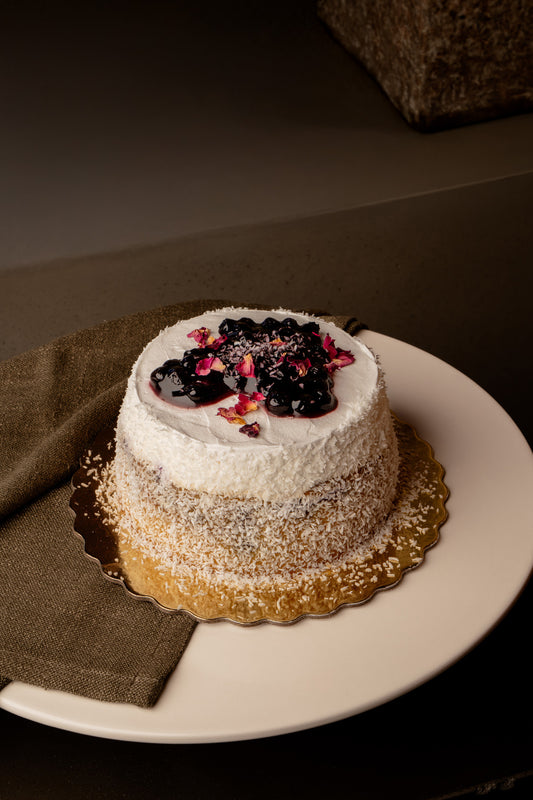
234, 394, 258, 416
323, 334, 338, 359
239, 421, 260, 438
251, 391, 265, 402
195, 356, 226, 375
195, 356, 214, 376
288, 357, 312, 377
325, 349, 355, 371
211, 334, 227, 349
335, 348, 355, 367
217, 407, 246, 425
187, 327, 211, 346
210, 357, 226, 372
236, 352, 255, 378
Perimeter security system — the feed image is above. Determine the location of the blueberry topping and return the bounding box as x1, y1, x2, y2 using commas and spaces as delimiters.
301, 320, 320, 335
281, 316, 297, 330
236, 316, 257, 331
151, 361, 189, 399
295, 389, 337, 417
218, 318, 242, 338
184, 379, 224, 404
181, 347, 211, 372
265, 389, 294, 417
150, 314, 353, 417
261, 317, 280, 336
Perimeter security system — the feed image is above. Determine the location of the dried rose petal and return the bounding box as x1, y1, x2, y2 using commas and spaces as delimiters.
217, 407, 246, 425
210, 357, 226, 372
288, 357, 312, 377
195, 356, 226, 375
323, 334, 338, 359
336, 349, 355, 367
325, 349, 355, 371
195, 356, 215, 376
187, 327, 211, 346
235, 394, 258, 415
210, 334, 227, 349
251, 391, 265, 402
236, 353, 255, 378
239, 421, 260, 438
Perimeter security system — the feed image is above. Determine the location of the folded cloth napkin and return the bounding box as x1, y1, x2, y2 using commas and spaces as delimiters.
0, 300, 361, 707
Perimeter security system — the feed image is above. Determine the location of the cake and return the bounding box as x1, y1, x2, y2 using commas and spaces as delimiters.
100, 307, 400, 622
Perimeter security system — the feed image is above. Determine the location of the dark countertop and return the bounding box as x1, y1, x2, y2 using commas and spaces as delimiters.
1, 2, 532, 798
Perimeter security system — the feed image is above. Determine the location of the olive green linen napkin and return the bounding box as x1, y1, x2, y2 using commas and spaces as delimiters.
0, 300, 359, 707
0, 300, 221, 706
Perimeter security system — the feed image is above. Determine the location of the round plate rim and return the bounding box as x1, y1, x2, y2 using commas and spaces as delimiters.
2, 330, 532, 743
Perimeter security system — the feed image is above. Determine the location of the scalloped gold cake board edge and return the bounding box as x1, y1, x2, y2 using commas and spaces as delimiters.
70, 416, 448, 625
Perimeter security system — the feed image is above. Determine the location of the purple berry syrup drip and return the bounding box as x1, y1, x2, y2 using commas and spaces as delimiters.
150, 316, 354, 418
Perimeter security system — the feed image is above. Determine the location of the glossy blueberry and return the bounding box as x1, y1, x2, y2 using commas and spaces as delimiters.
281, 317, 297, 329
261, 317, 281, 337
237, 316, 256, 329
151, 367, 166, 384
150, 363, 189, 399
304, 365, 327, 383
151, 359, 180, 382
256, 373, 277, 395
180, 347, 213, 374
218, 318, 242, 338
276, 325, 295, 341
184, 379, 225, 404
295, 389, 337, 417
265, 389, 294, 416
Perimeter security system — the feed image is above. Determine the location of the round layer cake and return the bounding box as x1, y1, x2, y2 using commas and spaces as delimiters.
101, 307, 399, 621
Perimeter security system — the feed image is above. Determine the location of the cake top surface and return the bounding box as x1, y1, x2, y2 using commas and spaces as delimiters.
132, 307, 379, 449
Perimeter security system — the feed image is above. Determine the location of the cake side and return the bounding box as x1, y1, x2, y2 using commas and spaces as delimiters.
110, 378, 398, 581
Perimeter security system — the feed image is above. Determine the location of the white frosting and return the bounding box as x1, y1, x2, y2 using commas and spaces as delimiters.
116, 307, 392, 501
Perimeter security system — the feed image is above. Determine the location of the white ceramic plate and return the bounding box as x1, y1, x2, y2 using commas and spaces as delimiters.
2, 331, 532, 743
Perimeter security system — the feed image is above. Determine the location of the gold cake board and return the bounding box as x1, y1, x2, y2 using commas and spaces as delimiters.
70, 417, 448, 625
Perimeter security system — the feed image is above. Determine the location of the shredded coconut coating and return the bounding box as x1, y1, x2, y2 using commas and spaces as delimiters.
105, 426, 398, 581
90, 417, 446, 624
100, 308, 406, 621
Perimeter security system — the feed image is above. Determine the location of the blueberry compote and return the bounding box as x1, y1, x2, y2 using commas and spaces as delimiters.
150, 316, 354, 418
